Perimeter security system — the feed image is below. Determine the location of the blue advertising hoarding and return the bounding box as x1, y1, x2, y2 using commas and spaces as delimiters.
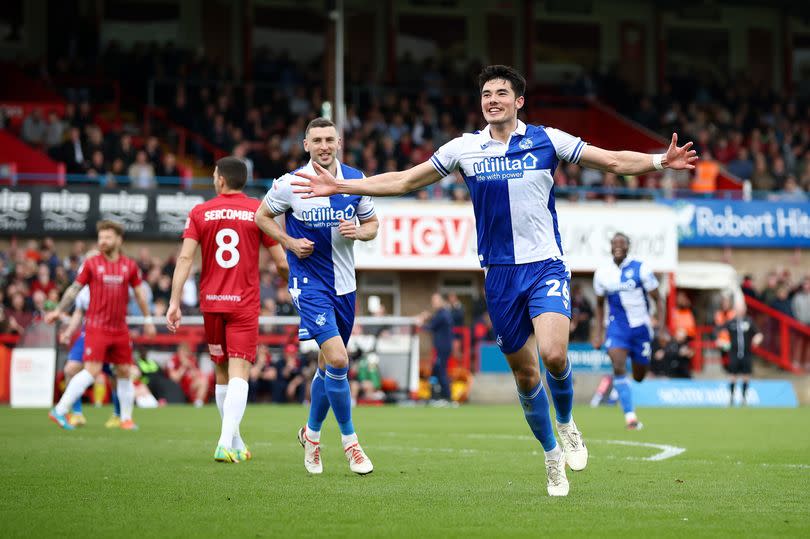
632, 379, 798, 408
478, 343, 612, 373
659, 199, 810, 247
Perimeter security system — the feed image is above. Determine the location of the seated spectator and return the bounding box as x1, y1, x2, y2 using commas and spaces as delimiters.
726, 147, 753, 180
272, 344, 305, 403
350, 352, 385, 403
157, 153, 179, 177
43, 111, 65, 149
143, 136, 163, 168
652, 329, 693, 378
115, 134, 136, 166
128, 150, 156, 189
774, 175, 807, 202
248, 345, 276, 402
21, 108, 46, 146
85, 150, 107, 181
167, 342, 210, 407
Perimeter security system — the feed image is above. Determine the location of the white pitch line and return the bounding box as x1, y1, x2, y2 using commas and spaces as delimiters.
594, 439, 686, 462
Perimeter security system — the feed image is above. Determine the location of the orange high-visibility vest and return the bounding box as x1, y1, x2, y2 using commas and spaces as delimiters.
692, 160, 719, 193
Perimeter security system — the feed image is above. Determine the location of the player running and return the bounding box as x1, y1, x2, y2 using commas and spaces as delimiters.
592, 233, 665, 430
255, 117, 379, 475
166, 156, 288, 463
46, 220, 156, 431
58, 284, 122, 428
292, 65, 697, 495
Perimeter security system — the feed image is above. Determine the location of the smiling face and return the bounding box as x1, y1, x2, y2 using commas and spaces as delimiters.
610, 235, 629, 263
480, 78, 524, 128
304, 125, 341, 170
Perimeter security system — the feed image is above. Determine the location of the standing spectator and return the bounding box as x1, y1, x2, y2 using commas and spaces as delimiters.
21, 108, 46, 145
724, 306, 763, 406
167, 342, 210, 407
5, 292, 32, 331
128, 150, 156, 189
672, 291, 697, 339
791, 277, 810, 325
446, 292, 465, 327
60, 127, 86, 173
418, 293, 453, 402
43, 111, 65, 149
713, 294, 736, 360
30, 263, 56, 297
769, 285, 794, 317
569, 284, 593, 342
741, 274, 758, 299
760, 272, 780, 305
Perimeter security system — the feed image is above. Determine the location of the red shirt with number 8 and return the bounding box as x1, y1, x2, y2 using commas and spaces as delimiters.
183, 192, 277, 313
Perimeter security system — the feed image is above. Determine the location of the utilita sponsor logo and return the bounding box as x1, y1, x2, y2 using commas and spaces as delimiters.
299, 205, 356, 228
41, 190, 91, 232
0, 189, 31, 231
100, 191, 148, 232
158, 193, 204, 232
472, 153, 539, 180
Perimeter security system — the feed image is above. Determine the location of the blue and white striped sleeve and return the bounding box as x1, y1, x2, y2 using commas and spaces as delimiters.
263, 174, 292, 215
357, 195, 375, 220
430, 136, 463, 176
639, 262, 660, 292
545, 127, 587, 164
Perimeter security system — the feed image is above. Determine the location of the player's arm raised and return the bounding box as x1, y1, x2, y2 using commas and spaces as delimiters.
167, 237, 198, 333
255, 202, 314, 259
44, 282, 83, 324
292, 160, 442, 198
579, 133, 698, 175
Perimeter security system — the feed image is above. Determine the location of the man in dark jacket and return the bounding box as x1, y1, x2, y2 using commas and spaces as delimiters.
419, 293, 454, 402
724, 306, 763, 406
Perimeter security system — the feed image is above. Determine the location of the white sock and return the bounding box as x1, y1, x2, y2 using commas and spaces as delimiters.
341, 433, 358, 448
625, 411, 638, 423
305, 425, 321, 443
215, 383, 246, 450
544, 444, 563, 461
218, 378, 248, 448
117, 378, 135, 422
55, 370, 94, 415
215, 384, 227, 418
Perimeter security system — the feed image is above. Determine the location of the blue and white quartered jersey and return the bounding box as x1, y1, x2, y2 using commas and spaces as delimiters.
593, 258, 659, 329
430, 120, 586, 267
75, 285, 90, 312
264, 160, 375, 296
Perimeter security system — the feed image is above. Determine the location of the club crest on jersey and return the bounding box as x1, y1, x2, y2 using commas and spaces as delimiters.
518, 138, 533, 150
624, 270, 634, 279
315, 313, 326, 327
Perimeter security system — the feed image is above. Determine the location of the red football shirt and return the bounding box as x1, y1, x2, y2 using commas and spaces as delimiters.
183, 192, 276, 313
75, 253, 142, 333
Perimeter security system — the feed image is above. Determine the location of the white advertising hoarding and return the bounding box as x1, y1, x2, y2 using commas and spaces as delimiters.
10, 348, 56, 408
354, 201, 678, 272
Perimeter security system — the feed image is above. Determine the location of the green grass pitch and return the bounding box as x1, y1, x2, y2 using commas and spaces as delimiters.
1, 405, 808, 538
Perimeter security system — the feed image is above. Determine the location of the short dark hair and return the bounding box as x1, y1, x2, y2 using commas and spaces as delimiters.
96, 220, 124, 236
612, 232, 631, 244
215, 156, 248, 190
305, 117, 337, 136
478, 65, 526, 97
